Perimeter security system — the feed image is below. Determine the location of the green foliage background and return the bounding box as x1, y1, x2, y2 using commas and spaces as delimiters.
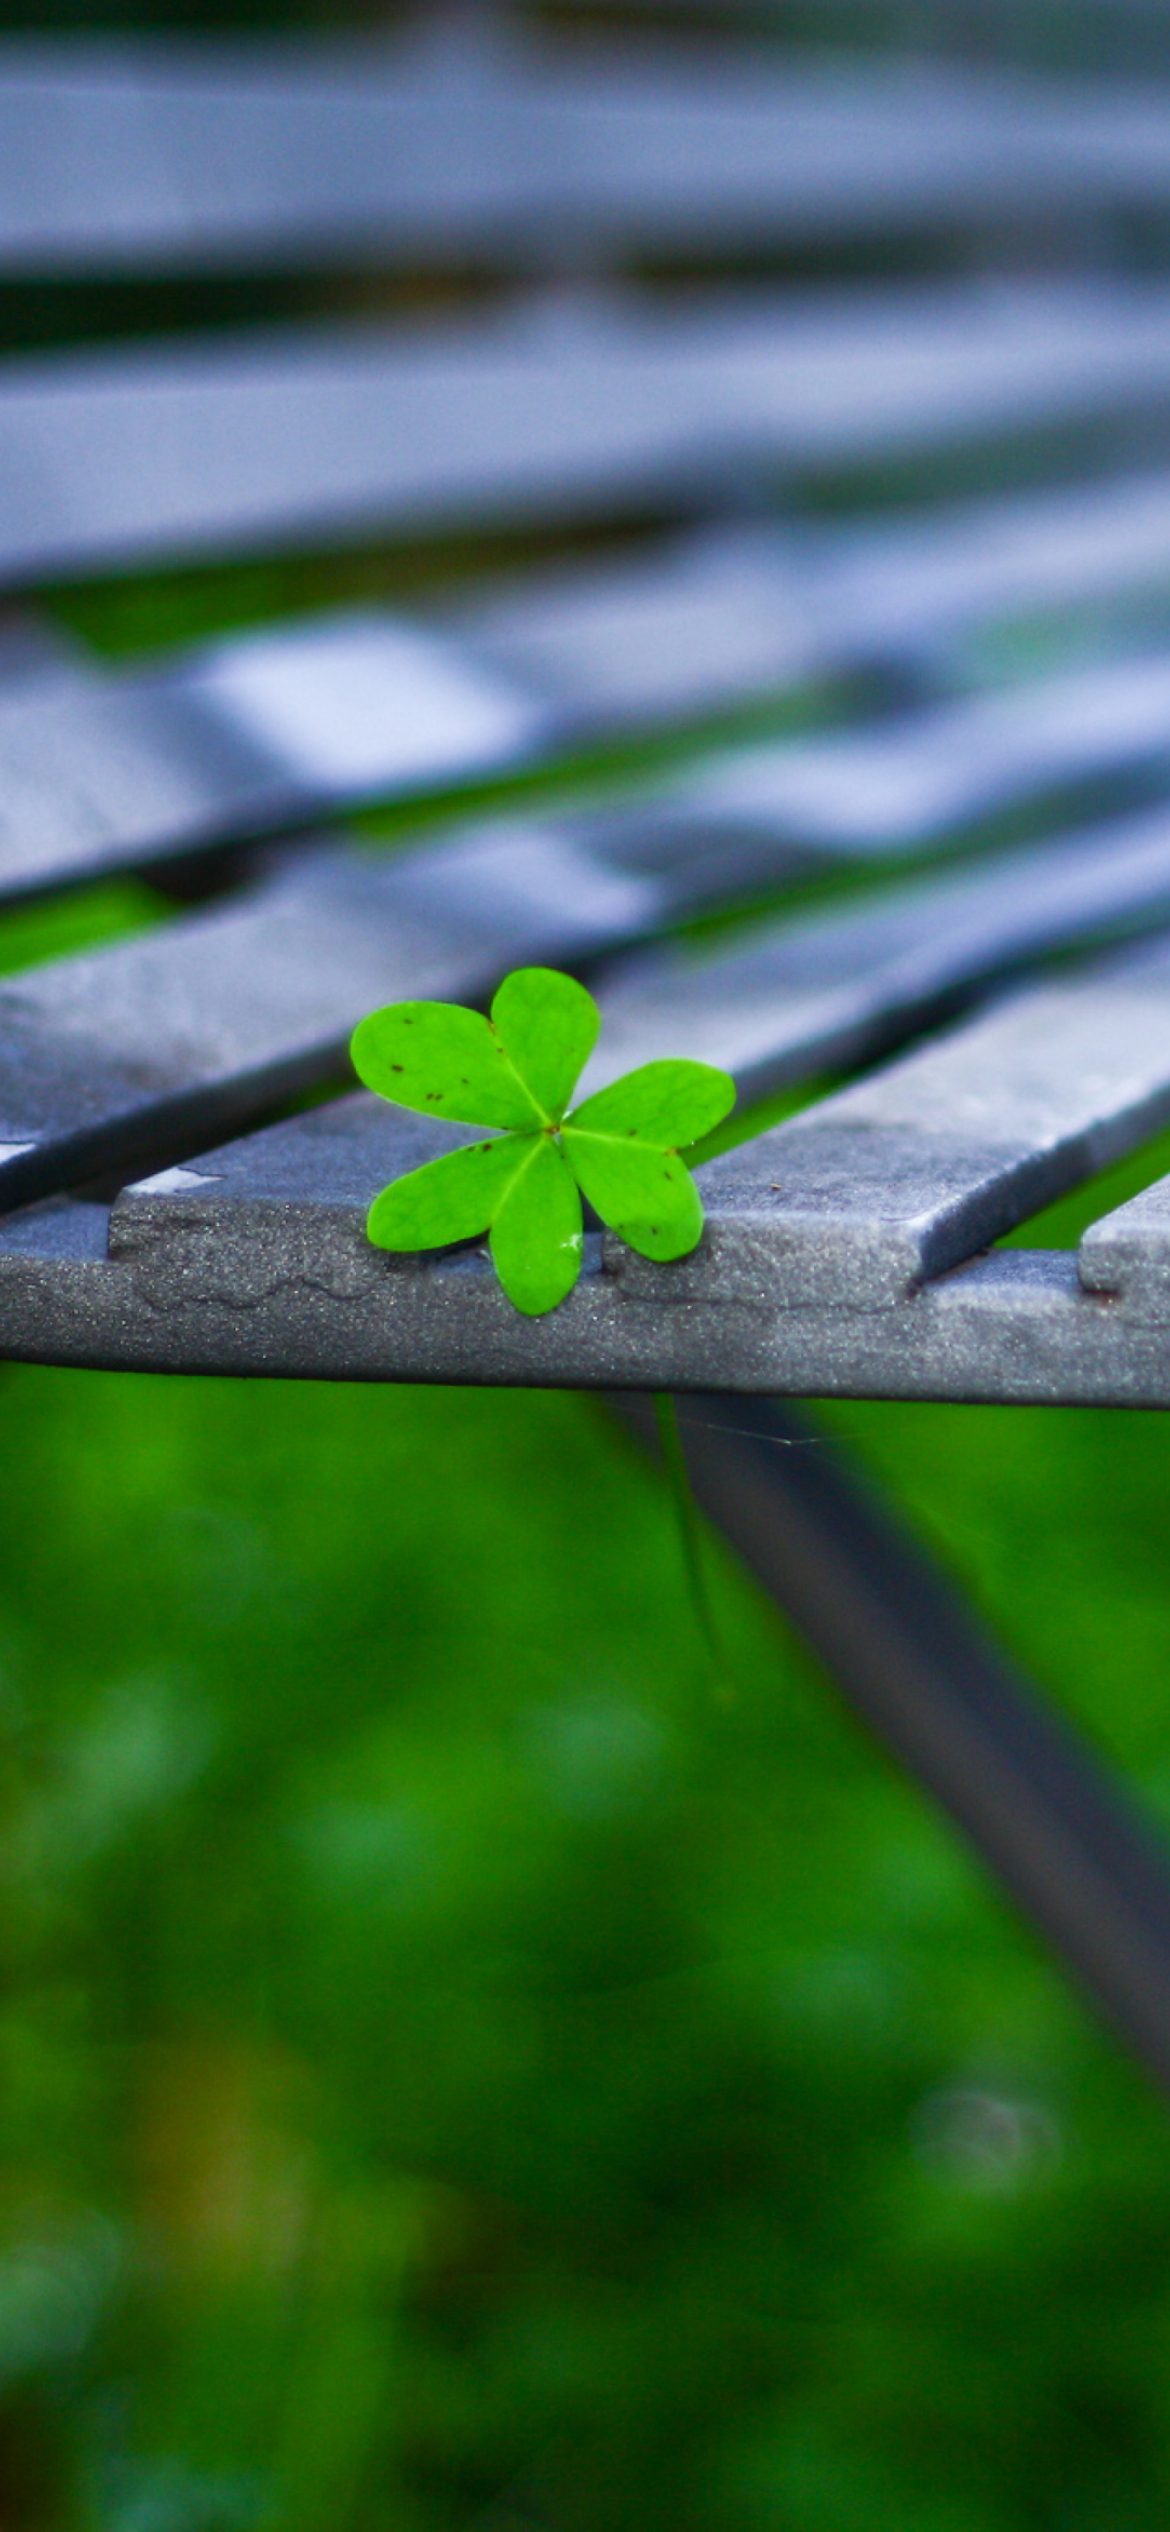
1, 1366, 1170, 2531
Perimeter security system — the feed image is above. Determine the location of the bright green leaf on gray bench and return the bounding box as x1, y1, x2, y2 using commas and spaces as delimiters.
352, 965, 735, 1315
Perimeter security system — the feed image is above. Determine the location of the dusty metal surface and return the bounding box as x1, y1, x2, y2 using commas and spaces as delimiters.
0, 1084, 1160, 1403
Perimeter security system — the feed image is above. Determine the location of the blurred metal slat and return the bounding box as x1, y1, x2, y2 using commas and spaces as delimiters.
448, 468, 1170, 728
618, 651, 1170, 863
0, 610, 549, 902
7, 285, 1170, 585
0, 37, 1122, 278
16, 519, 1170, 911
583, 805, 1170, 1083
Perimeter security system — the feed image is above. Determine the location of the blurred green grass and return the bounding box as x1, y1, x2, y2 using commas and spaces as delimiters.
0, 880, 166, 978
0, 1370, 1169, 2532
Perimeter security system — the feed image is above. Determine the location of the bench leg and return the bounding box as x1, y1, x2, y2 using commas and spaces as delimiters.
612, 1391, 1170, 2102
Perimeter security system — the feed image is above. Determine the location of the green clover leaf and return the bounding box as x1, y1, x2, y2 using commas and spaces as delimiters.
351, 966, 735, 1316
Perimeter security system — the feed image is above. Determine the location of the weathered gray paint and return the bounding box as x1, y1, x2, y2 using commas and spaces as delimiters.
4, 1143, 1170, 1406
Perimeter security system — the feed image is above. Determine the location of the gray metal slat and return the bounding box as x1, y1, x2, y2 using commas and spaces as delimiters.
632, 949, 1170, 1311
449, 471, 1170, 732
6, 284, 1170, 586
1077, 1109, 1170, 1310
805, 466, 1170, 661
4, 1150, 1169, 1405
0, 35, 527, 278
0, 826, 655, 1209
17, 510, 1170, 912
18, 518, 1170, 909
8, 775, 1170, 1216
0, 610, 549, 902
448, 522, 832, 728
582, 803, 1170, 1090
1079, 1177, 1170, 1311
0, 39, 1108, 278
611, 649, 1170, 867
493, 53, 1099, 258
0, 302, 716, 585
1042, 84, 1170, 224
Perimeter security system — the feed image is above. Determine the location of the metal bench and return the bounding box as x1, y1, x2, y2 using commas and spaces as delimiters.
9, 14, 1170, 2097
